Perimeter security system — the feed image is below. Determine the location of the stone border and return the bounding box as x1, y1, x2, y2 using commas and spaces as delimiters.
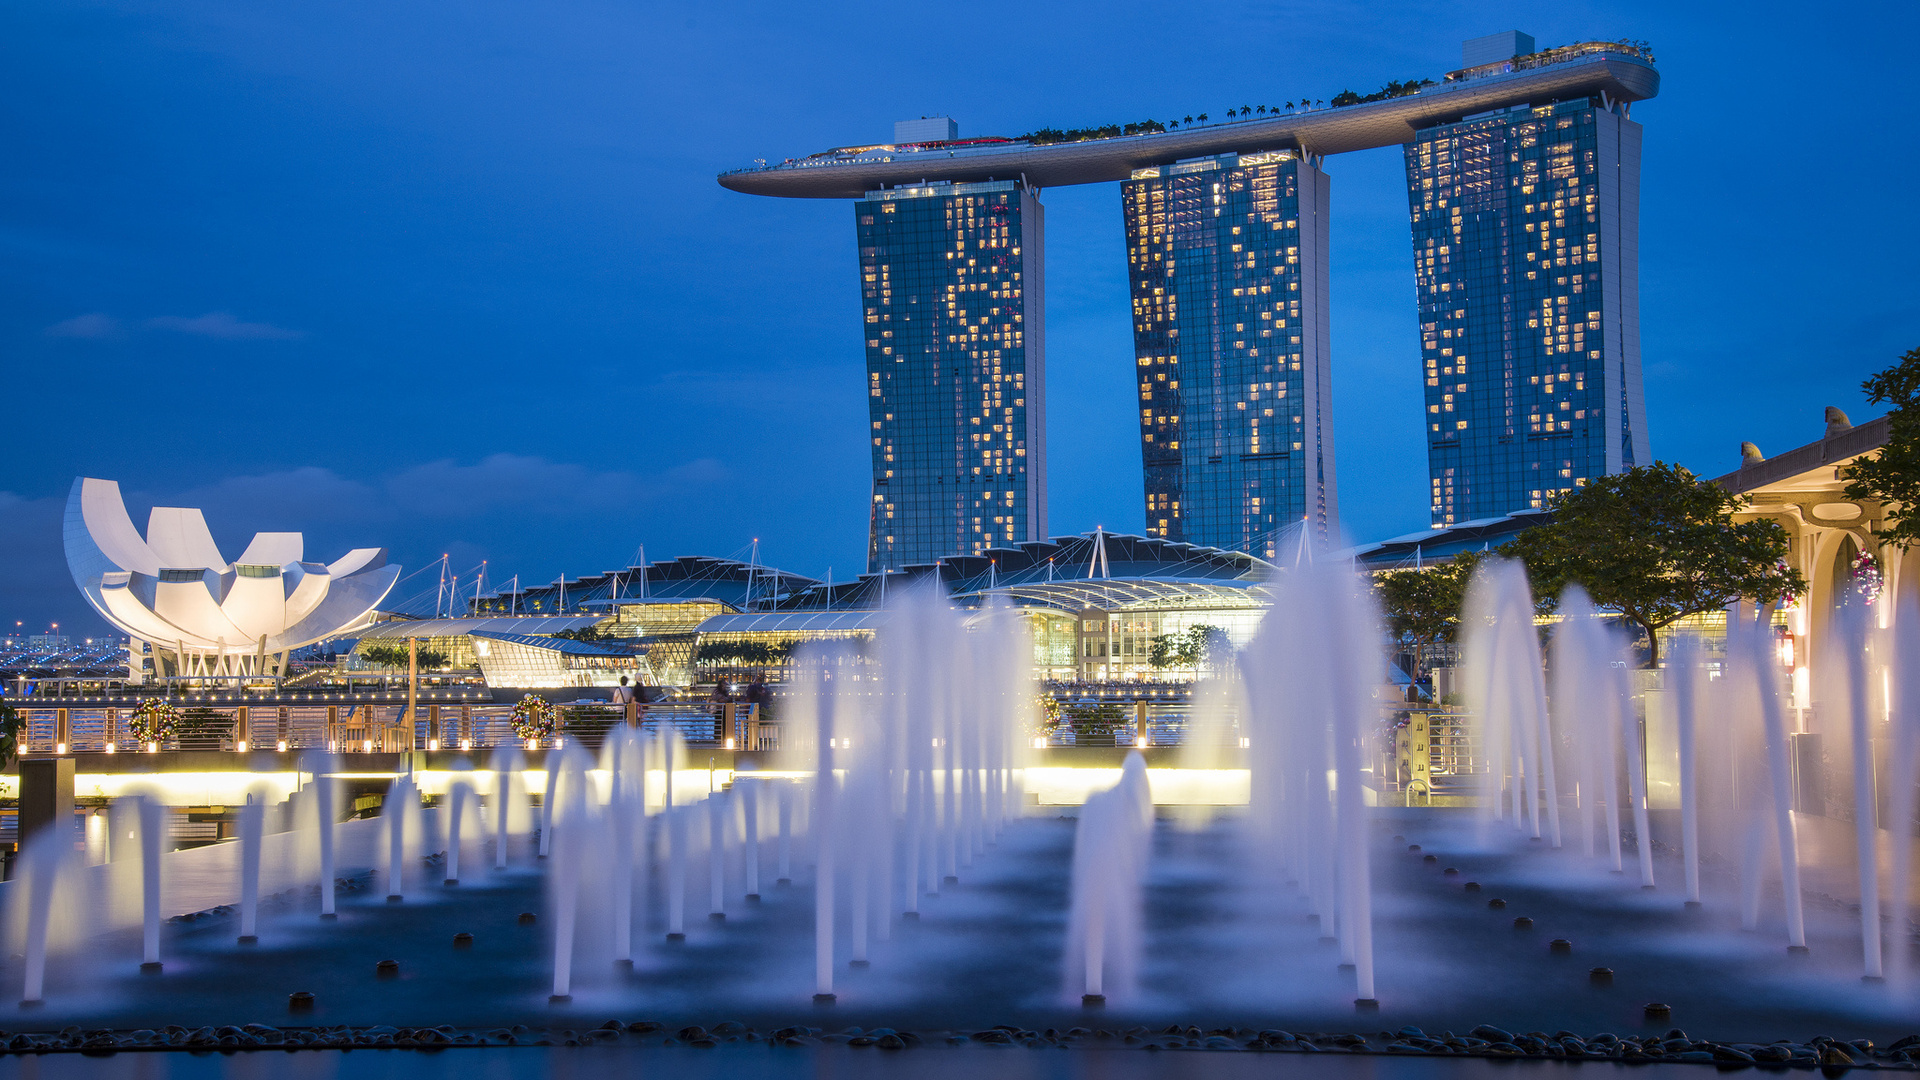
0, 1021, 1913, 1067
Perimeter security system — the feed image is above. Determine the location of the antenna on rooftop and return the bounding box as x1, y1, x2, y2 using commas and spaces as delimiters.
747, 538, 760, 612
1087, 527, 1111, 581
433, 554, 450, 617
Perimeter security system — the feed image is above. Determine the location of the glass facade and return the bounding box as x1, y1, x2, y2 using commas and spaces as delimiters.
1123, 152, 1336, 559
1406, 98, 1649, 526
1028, 607, 1267, 683
856, 180, 1047, 571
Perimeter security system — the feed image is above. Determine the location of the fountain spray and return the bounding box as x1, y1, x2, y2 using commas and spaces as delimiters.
237, 795, 262, 943
1671, 635, 1703, 904
741, 780, 761, 900
139, 796, 163, 970
315, 761, 337, 918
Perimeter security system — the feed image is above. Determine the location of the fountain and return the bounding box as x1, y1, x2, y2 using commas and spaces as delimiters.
1890, 591, 1920, 984
740, 778, 761, 901
1065, 752, 1152, 1005
138, 796, 163, 971
384, 776, 415, 902
1670, 633, 1704, 903
311, 757, 338, 920
1240, 559, 1381, 1006
546, 747, 591, 1003
603, 728, 642, 967
18, 832, 67, 1006
1548, 587, 1624, 865
1833, 604, 1881, 978
443, 769, 471, 886
492, 746, 526, 869
9, 549, 1920, 1067
1463, 558, 1560, 846
236, 795, 262, 943
708, 788, 728, 921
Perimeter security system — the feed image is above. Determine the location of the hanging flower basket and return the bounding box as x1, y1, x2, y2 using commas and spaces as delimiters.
1850, 549, 1883, 606
1775, 559, 1800, 610
511, 695, 555, 741
129, 699, 177, 744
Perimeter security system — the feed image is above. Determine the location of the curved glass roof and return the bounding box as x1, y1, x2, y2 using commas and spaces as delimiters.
696, 611, 892, 635
969, 579, 1269, 612
354, 615, 606, 639
470, 629, 638, 657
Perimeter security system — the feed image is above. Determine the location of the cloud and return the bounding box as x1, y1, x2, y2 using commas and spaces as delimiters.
3, 454, 737, 633
0, 490, 111, 636
43, 313, 122, 339
155, 453, 730, 534
146, 312, 304, 340
382, 454, 730, 518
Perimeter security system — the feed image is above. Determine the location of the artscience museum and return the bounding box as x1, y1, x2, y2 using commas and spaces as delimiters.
62, 477, 400, 681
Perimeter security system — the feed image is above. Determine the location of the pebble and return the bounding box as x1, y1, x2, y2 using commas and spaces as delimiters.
0, 1014, 1904, 1069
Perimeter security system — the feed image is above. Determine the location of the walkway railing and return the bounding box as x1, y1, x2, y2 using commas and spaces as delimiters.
4, 701, 772, 755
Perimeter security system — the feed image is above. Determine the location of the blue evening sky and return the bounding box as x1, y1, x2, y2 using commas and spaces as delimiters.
4, 0, 1915, 635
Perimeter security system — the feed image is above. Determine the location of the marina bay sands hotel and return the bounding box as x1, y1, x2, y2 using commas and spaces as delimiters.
718, 32, 1659, 571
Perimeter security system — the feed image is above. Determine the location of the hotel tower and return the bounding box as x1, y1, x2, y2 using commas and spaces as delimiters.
1407, 32, 1650, 526
1124, 152, 1335, 557
856, 169, 1046, 570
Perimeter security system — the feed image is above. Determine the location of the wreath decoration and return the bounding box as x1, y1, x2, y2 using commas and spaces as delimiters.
1033, 693, 1061, 735
129, 699, 177, 744
511, 695, 555, 740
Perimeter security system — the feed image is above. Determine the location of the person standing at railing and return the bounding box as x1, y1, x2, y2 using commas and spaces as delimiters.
612, 676, 637, 727
742, 676, 771, 746
709, 677, 732, 743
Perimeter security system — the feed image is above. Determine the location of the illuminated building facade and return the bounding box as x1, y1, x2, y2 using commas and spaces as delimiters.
1407, 96, 1649, 525
856, 179, 1046, 570
1124, 152, 1335, 558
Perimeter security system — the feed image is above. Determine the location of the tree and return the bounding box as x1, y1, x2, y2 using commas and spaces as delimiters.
0, 704, 18, 769
1843, 345, 1920, 547
1147, 625, 1231, 673
1371, 551, 1483, 676
1500, 462, 1803, 668
363, 644, 449, 669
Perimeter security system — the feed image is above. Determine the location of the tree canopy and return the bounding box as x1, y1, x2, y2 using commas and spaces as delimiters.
0, 704, 18, 770
363, 644, 449, 670
1371, 551, 1483, 674
1843, 345, 1920, 548
1500, 462, 1803, 667
1148, 625, 1232, 673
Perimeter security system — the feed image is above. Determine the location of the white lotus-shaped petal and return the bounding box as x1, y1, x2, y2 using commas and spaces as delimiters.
65, 477, 400, 662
